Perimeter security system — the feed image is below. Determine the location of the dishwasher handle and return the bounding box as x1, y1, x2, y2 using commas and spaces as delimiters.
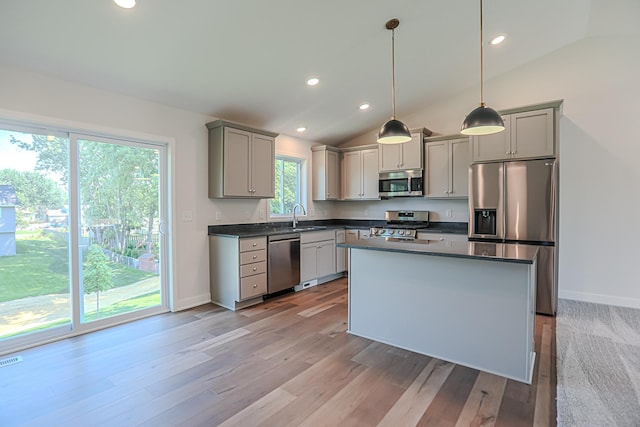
268, 233, 301, 242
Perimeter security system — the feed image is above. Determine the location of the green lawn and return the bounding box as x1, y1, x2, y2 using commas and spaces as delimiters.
0, 291, 161, 339
84, 291, 161, 322
0, 236, 157, 302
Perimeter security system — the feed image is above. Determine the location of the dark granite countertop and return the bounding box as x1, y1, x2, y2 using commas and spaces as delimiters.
208, 220, 468, 238
338, 238, 537, 264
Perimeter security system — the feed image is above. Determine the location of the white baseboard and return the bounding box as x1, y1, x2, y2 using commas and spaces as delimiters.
559, 290, 640, 310
173, 293, 211, 312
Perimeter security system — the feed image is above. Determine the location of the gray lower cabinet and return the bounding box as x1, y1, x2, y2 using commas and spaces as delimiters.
300, 230, 336, 283
209, 236, 267, 310
335, 229, 346, 273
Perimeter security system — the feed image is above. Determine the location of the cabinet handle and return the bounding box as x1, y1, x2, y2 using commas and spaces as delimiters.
252, 243, 257, 246
252, 267, 257, 271
506, 151, 510, 155
252, 255, 257, 259
439, 237, 445, 241
253, 284, 257, 288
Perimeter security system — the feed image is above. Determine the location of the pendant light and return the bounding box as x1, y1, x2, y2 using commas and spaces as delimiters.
377, 18, 412, 144
461, 0, 505, 136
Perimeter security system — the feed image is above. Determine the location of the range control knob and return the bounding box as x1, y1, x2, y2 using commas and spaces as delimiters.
397, 230, 405, 236
388, 229, 395, 235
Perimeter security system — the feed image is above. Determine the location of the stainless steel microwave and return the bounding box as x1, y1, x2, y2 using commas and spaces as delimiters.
379, 169, 424, 197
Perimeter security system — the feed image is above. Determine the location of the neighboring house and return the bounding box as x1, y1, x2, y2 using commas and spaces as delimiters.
0, 185, 19, 256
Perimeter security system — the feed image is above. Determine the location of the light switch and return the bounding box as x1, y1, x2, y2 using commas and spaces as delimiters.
182, 211, 193, 222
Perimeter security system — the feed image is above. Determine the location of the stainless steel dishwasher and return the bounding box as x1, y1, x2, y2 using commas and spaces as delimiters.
267, 233, 300, 294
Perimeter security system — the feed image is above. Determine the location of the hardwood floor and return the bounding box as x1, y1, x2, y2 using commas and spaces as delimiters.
0, 278, 556, 426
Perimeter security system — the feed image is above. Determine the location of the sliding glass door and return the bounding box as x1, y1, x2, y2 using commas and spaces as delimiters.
0, 127, 71, 341
75, 135, 166, 326
0, 124, 168, 353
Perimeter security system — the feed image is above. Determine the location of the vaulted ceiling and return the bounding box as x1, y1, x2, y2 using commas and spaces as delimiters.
1, 0, 634, 145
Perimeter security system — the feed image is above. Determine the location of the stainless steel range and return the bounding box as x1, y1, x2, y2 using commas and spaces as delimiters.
370, 210, 430, 240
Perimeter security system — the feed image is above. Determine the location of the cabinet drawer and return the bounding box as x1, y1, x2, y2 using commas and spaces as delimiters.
240, 273, 267, 300
301, 230, 336, 244
240, 249, 266, 265
240, 260, 267, 277
240, 237, 266, 252
417, 232, 468, 243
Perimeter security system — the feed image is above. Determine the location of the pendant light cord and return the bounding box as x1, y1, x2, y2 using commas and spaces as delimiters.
479, 0, 485, 107
391, 27, 397, 119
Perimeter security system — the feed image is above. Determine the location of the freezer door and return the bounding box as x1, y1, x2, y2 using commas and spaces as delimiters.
468, 162, 504, 239
504, 159, 556, 242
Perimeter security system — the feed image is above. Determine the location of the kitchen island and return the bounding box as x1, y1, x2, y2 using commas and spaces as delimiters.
339, 238, 538, 384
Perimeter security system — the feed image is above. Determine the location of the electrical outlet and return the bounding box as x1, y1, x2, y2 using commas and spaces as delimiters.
309, 209, 315, 217
446, 209, 453, 218
259, 209, 265, 219
182, 210, 193, 222
364, 209, 369, 217
216, 211, 222, 220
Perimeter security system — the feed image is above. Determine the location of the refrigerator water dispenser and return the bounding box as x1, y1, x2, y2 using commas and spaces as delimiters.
474, 209, 497, 236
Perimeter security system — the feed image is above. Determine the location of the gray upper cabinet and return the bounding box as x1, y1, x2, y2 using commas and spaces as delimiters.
312, 145, 340, 200
207, 120, 277, 198
424, 136, 470, 198
378, 130, 426, 172
471, 107, 555, 162
342, 147, 379, 200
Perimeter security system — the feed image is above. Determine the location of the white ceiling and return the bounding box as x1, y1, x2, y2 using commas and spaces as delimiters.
0, 0, 622, 145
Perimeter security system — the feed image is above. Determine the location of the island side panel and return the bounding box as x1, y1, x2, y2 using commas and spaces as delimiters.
347, 248, 535, 383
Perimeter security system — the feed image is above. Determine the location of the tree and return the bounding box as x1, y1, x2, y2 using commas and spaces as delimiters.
0, 169, 65, 224
11, 134, 159, 252
83, 244, 113, 313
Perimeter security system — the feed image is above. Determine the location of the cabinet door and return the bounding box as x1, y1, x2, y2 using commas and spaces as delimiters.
401, 133, 423, 169
335, 230, 346, 273
378, 144, 402, 172
450, 138, 470, 198
316, 241, 336, 277
342, 151, 362, 199
251, 133, 275, 198
471, 115, 510, 162
223, 127, 251, 196
510, 108, 554, 159
300, 243, 317, 282
424, 141, 449, 198
361, 149, 379, 199
326, 150, 339, 199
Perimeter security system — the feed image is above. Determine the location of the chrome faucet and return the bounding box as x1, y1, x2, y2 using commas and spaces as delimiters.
292, 203, 306, 228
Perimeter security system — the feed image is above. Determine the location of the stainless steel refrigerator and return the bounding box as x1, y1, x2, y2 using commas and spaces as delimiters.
469, 158, 557, 315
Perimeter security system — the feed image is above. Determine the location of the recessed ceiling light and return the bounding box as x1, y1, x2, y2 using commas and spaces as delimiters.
297, 127, 307, 133
114, 0, 136, 8
306, 77, 319, 86
359, 103, 370, 110
490, 34, 506, 45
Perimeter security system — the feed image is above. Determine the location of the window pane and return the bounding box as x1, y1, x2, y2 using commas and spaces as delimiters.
0, 128, 71, 340
77, 138, 161, 323
270, 157, 301, 215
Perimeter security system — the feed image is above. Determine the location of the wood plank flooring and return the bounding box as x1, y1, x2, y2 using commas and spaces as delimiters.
0, 278, 556, 426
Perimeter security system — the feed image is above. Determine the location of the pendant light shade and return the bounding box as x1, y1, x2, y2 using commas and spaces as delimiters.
378, 119, 412, 144
378, 19, 412, 144
461, 104, 504, 135
461, 0, 505, 136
